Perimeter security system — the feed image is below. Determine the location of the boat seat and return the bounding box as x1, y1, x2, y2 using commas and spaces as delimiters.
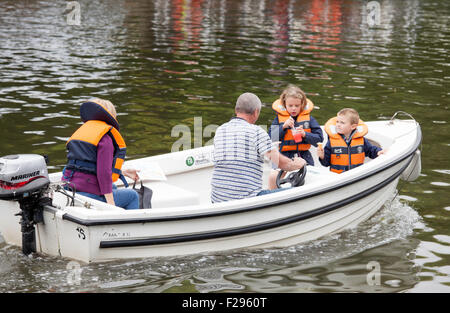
143, 181, 200, 209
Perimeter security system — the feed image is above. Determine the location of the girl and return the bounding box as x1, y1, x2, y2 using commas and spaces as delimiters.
268, 85, 323, 189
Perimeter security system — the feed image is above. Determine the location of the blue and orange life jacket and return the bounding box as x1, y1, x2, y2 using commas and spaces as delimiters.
272, 98, 314, 152
324, 117, 368, 174
64, 101, 128, 187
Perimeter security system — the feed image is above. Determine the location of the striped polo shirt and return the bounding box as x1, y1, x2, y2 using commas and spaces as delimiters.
211, 117, 274, 203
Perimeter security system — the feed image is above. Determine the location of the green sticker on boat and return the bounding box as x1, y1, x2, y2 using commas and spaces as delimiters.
186, 156, 194, 166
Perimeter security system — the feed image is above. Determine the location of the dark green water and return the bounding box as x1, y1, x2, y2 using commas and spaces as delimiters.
0, 0, 449, 292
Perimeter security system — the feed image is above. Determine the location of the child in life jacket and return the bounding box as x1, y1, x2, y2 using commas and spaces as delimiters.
267, 85, 323, 189
317, 108, 386, 173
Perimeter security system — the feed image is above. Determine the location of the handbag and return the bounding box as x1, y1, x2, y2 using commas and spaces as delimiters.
132, 180, 153, 209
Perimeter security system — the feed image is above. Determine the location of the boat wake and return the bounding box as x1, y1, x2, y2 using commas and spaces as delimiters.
0, 195, 422, 292
181, 195, 423, 270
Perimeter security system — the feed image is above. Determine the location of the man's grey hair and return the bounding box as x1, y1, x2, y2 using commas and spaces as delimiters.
235, 92, 262, 114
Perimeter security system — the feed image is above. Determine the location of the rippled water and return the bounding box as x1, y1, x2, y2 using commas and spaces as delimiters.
0, 0, 449, 293
0, 198, 425, 292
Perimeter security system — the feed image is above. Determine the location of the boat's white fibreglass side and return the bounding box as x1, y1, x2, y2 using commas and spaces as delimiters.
0, 119, 421, 262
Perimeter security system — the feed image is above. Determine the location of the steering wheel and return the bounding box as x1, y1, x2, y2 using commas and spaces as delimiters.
276, 166, 307, 189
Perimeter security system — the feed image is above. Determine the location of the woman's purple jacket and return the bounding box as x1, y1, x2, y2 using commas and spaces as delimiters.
62, 135, 114, 195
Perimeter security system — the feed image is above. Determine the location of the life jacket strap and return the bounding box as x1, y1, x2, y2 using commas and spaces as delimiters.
112, 167, 129, 188
62, 166, 74, 181
119, 174, 129, 188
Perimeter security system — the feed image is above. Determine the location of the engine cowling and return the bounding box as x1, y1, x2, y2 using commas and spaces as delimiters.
0, 154, 50, 200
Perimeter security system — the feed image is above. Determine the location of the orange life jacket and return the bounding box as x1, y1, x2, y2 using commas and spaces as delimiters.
324, 117, 368, 174
65, 120, 128, 186
272, 98, 314, 152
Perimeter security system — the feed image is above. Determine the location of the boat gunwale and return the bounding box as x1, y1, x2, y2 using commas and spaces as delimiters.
61, 122, 422, 227
99, 161, 409, 249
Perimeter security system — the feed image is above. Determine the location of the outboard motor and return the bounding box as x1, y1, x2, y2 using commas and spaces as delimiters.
0, 154, 51, 255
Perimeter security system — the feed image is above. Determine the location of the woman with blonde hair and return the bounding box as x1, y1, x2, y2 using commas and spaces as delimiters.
62, 98, 140, 209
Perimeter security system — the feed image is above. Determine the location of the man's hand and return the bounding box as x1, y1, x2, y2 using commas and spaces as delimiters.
291, 156, 306, 171
266, 149, 306, 172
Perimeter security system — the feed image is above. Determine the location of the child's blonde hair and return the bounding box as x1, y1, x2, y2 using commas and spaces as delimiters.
89, 98, 117, 118
338, 108, 359, 125
280, 85, 307, 111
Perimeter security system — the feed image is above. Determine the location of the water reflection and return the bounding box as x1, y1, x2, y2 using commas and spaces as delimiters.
221, 239, 421, 293
0, 0, 449, 292
305, 0, 342, 55
0, 0, 436, 161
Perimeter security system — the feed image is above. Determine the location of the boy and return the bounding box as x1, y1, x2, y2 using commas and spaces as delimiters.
317, 108, 385, 173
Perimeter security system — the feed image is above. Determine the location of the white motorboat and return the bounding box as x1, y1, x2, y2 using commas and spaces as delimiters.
0, 115, 421, 263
